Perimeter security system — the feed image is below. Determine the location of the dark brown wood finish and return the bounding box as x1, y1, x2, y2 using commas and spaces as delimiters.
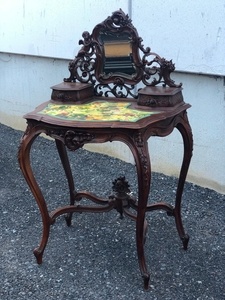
18, 9, 193, 290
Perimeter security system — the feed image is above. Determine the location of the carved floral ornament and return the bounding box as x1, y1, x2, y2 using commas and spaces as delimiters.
64, 9, 181, 98
64, 130, 95, 151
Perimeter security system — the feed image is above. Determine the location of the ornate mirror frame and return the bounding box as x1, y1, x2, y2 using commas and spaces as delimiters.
64, 9, 181, 98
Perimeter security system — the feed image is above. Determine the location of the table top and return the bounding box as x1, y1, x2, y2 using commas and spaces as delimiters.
25, 98, 190, 129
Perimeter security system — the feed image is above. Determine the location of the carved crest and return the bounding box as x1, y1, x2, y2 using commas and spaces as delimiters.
64, 9, 181, 98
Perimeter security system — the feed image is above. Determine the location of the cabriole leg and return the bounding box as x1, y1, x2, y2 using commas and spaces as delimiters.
18, 124, 52, 264
130, 133, 151, 289
175, 113, 193, 249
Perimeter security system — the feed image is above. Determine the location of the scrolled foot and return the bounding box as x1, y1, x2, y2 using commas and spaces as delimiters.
33, 248, 43, 265
181, 234, 189, 250
142, 273, 150, 290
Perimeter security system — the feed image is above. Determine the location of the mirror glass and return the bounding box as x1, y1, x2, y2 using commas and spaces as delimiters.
100, 32, 136, 76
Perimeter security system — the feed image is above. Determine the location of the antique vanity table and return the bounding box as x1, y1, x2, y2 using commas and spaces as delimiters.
18, 10, 193, 289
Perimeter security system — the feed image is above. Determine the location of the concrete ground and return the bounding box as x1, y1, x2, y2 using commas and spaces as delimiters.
0, 123, 224, 299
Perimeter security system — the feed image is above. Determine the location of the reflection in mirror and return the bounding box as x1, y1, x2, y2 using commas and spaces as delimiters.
100, 33, 136, 76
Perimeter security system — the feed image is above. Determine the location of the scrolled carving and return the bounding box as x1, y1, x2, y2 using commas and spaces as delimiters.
64, 9, 181, 99
94, 82, 137, 98
64, 54, 96, 84
105, 9, 132, 28
64, 30, 97, 84
142, 56, 182, 88
64, 130, 95, 151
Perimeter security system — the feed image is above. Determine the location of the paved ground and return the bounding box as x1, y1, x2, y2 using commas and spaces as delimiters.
0, 123, 225, 299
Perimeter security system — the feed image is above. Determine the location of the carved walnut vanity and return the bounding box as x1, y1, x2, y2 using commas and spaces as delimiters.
18, 10, 193, 289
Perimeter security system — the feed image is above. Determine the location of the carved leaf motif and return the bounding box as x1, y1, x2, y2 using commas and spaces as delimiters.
133, 133, 149, 182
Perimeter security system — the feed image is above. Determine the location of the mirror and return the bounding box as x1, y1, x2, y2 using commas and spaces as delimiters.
64, 9, 181, 98
91, 10, 144, 85
100, 32, 136, 76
